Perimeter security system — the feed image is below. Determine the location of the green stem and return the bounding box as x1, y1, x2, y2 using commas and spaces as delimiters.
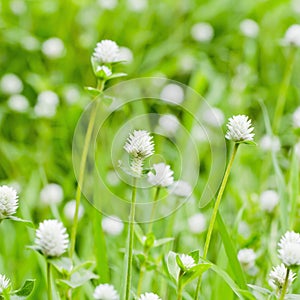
272, 47, 297, 134
47, 261, 52, 300
148, 187, 161, 233
279, 268, 290, 300
194, 143, 239, 299
177, 272, 183, 300
124, 178, 137, 300
69, 81, 105, 259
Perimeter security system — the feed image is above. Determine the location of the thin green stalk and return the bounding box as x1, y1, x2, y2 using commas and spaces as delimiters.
272, 47, 297, 134
177, 271, 183, 300
194, 143, 239, 299
148, 187, 161, 233
279, 268, 290, 300
47, 261, 52, 300
124, 178, 137, 300
69, 80, 105, 259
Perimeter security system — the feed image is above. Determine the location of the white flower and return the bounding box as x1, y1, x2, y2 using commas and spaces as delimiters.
260, 190, 279, 213
203, 107, 225, 127
40, 184, 64, 205
0, 274, 10, 293
179, 254, 196, 269
124, 130, 154, 176
98, 0, 118, 10
35, 219, 69, 257
63, 200, 84, 222
20, 35, 40, 51
42, 37, 65, 59
127, 0, 148, 12
259, 134, 281, 152
293, 106, 300, 128
93, 284, 119, 300
237, 248, 256, 268
188, 213, 206, 234
93, 40, 120, 64
158, 114, 180, 136
292, 0, 300, 14
170, 180, 192, 197
191, 22, 214, 42
95, 65, 112, 78
10, 0, 27, 15
283, 24, 300, 47
138, 292, 161, 300
119, 47, 133, 63
0, 185, 19, 219
62, 85, 81, 105
8, 94, 29, 112
269, 264, 296, 290
148, 163, 174, 187
160, 84, 184, 104
278, 231, 300, 266
240, 19, 259, 38
102, 216, 124, 236
225, 115, 254, 142
34, 90, 59, 118
0, 74, 23, 95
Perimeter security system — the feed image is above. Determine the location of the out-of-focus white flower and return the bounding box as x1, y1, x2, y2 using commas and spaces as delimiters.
98, 0, 118, 10
21, 36, 40, 51
191, 22, 214, 42
10, 0, 27, 15
188, 213, 206, 234
238, 248, 256, 268
0, 74, 23, 95
102, 215, 124, 236
191, 125, 207, 143
63, 200, 84, 222
282, 24, 300, 47
0, 185, 19, 220
34, 90, 59, 118
62, 85, 81, 105
179, 254, 196, 269
124, 130, 154, 176
160, 84, 184, 104
260, 190, 279, 213
42, 37, 65, 59
106, 170, 121, 186
148, 163, 174, 187
158, 114, 180, 136
278, 231, 300, 266
8, 94, 29, 112
93, 283, 119, 300
292, 0, 300, 13
293, 106, 300, 128
170, 180, 192, 197
0, 274, 10, 293
119, 47, 133, 63
225, 115, 255, 142
240, 19, 259, 38
127, 0, 148, 12
269, 263, 296, 290
35, 219, 69, 257
138, 292, 161, 300
203, 107, 225, 127
238, 221, 251, 239
259, 134, 281, 152
93, 40, 120, 64
40, 183, 63, 205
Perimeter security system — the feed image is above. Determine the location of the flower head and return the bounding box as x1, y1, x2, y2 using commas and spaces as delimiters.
278, 231, 300, 267
93, 284, 119, 300
0, 274, 10, 294
283, 24, 300, 47
35, 219, 69, 257
188, 213, 206, 234
102, 215, 124, 236
260, 190, 279, 213
179, 254, 196, 270
191, 22, 214, 42
138, 292, 161, 300
40, 183, 64, 205
269, 264, 296, 291
237, 248, 256, 268
0, 73, 23, 95
63, 200, 84, 222
148, 163, 174, 187
42, 37, 65, 59
0, 185, 19, 219
259, 134, 281, 152
93, 40, 120, 64
170, 180, 192, 197
240, 19, 259, 38
225, 115, 254, 142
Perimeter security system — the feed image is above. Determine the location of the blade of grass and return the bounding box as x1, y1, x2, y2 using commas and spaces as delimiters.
289, 148, 299, 229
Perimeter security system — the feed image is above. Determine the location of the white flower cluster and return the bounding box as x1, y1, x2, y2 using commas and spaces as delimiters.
148, 163, 174, 187
269, 264, 296, 290
278, 231, 300, 267
259, 190, 279, 213
34, 90, 59, 118
225, 115, 255, 142
138, 292, 161, 300
283, 24, 300, 47
179, 254, 196, 269
93, 283, 119, 300
237, 248, 256, 269
0, 185, 19, 220
93, 40, 120, 64
40, 183, 64, 205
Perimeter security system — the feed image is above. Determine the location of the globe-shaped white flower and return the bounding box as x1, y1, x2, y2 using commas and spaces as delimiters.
269, 264, 296, 290
35, 219, 69, 257
179, 254, 196, 270
240, 19, 259, 38
259, 134, 281, 152
237, 248, 256, 268
93, 283, 119, 300
93, 40, 120, 64
40, 183, 64, 205
225, 115, 254, 142
0, 185, 19, 219
8, 94, 29, 113
138, 292, 161, 300
42, 37, 65, 59
170, 180, 192, 197
260, 190, 279, 213
188, 213, 206, 234
283, 24, 300, 47
0, 74, 23, 95
191, 22, 214, 42
0, 274, 10, 293
102, 215, 124, 236
148, 163, 174, 187
63, 200, 84, 222
278, 231, 300, 267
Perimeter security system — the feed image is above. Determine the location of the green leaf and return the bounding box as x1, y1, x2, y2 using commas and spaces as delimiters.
13, 279, 35, 297
188, 250, 200, 264
181, 263, 211, 287
153, 237, 174, 248
84, 87, 102, 97
176, 254, 186, 271
57, 269, 98, 289
144, 233, 155, 249
166, 251, 179, 282
216, 212, 248, 290
49, 257, 73, 274
7, 216, 34, 227
134, 224, 145, 245
71, 260, 95, 275
247, 284, 272, 295
108, 73, 127, 79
